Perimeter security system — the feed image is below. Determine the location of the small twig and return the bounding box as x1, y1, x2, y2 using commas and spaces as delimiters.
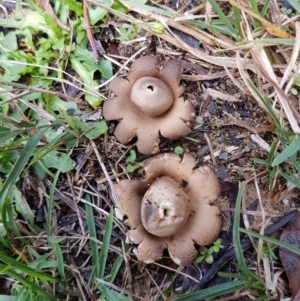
0, 3, 8, 17
97, 46, 148, 89
206, 88, 240, 102
280, 22, 300, 88
253, 175, 266, 275
70, 258, 89, 301
95, 278, 148, 300
90, 140, 121, 212
83, 0, 100, 62
0, 82, 90, 104
0, 63, 103, 99
223, 111, 275, 134
67, 173, 86, 236
203, 133, 216, 165
152, 262, 199, 283
241, 180, 253, 246
203, 145, 239, 162
181, 69, 236, 82
250, 134, 271, 152
145, 269, 163, 298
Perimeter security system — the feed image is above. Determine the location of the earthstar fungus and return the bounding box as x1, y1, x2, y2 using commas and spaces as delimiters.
103, 56, 194, 155
116, 153, 222, 266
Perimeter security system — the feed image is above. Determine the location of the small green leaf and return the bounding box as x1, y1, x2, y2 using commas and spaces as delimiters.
40, 150, 74, 172
11, 185, 35, 226
65, 115, 108, 139
195, 256, 205, 263
214, 238, 222, 245
126, 150, 137, 163
213, 245, 219, 252
0, 151, 18, 173
208, 247, 214, 255
82, 120, 108, 139
89, 6, 108, 25
294, 75, 300, 86
63, 0, 83, 15
0, 32, 18, 51
127, 164, 135, 172
205, 255, 213, 263
73, 47, 113, 79
174, 146, 184, 155
70, 56, 102, 107
290, 87, 298, 95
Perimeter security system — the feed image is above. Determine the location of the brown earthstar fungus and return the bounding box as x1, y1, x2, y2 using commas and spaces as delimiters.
103, 56, 195, 155
116, 153, 223, 266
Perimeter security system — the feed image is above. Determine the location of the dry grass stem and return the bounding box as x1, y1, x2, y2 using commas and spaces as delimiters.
223, 112, 275, 133
280, 22, 300, 88
67, 172, 86, 236
181, 70, 237, 81
203, 133, 217, 165
250, 134, 271, 152
152, 262, 200, 283
97, 46, 148, 89
206, 88, 240, 102
91, 140, 119, 208
254, 175, 266, 276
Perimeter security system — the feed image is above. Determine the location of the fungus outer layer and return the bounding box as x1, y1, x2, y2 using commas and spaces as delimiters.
103, 56, 194, 155
116, 153, 222, 266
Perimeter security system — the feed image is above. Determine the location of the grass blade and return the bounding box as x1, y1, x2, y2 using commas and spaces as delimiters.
287, 0, 300, 12
207, 0, 237, 39
165, 280, 245, 300
272, 135, 300, 166
99, 209, 113, 279
279, 170, 300, 189
100, 284, 134, 301
51, 243, 65, 280
232, 182, 246, 267
261, 0, 272, 17
0, 254, 58, 281
232, 6, 242, 38
240, 228, 300, 255
106, 255, 124, 283
85, 194, 100, 278
0, 264, 57, 301
0, 128, 48, 209
250, 0, 261, 29
47, 169, 61, 235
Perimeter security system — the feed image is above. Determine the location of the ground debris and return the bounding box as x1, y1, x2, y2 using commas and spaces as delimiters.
280, 212, 300, 300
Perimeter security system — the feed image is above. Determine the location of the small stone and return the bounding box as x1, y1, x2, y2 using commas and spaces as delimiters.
195, 116, 203, 124
282, 198, 289, 205
214, 165, 228, 180
219, 151, 228, 160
